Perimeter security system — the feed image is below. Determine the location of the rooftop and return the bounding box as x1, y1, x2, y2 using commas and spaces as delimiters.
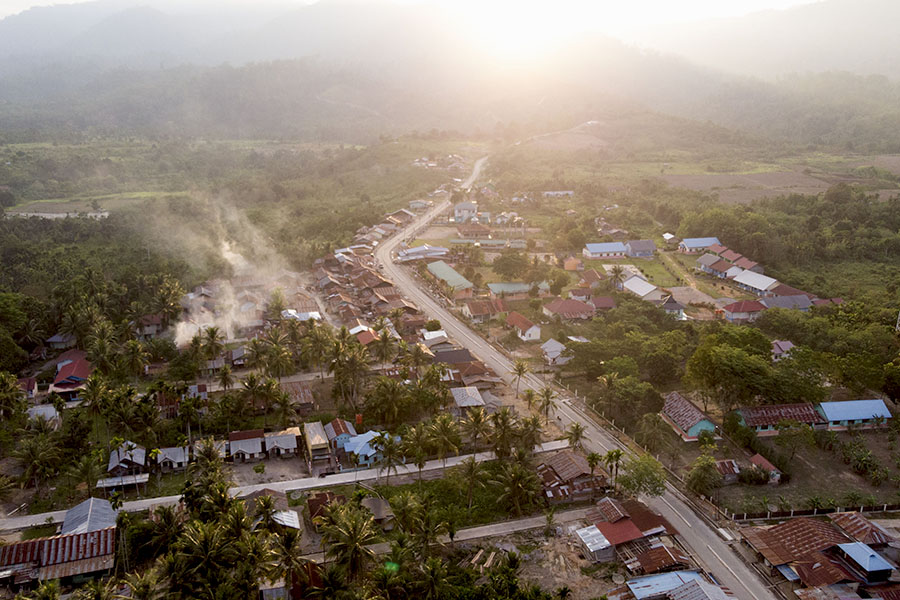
737, 403, 826, 427
681, 237, 721, 248
662, 392, 711, 433
575, 525, 611, 552
818, 399, 891, 422
544, 297, 595, 319
742, 517, 850, 566
838, 542, 893, 572
626, 570, 704, 600
733, 270, 779, 291
585, 242, 627, 253
61, 498, 117, 535
506, 311, 536, 332
450, 386, 485, 408
426, 260, 473, 290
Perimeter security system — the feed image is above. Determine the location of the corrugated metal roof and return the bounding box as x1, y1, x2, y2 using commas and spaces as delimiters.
303, 422, 328, 448
61, 498, 117, 535
451, 386, 485, 408
838, 542, 893, 572
626, 570, 703, 600
662, 392, 711, 433
819, 400, 891, 422
742, 518, 849, 566
738, 403, 825, 427
667, 579, 730, 600
733, 270, 778, 291
636, 545, 691, 574
426, 261, 473, 290
541, 451, 592, 484
585, 242, 627, 253
576, 525, 611, 552
0, 528, 116, 582
680, 237, 720, 248
831, 512, 896, 545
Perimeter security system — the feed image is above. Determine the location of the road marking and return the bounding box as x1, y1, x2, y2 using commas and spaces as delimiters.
661, 497, 692, 528
706, 544, 760, 600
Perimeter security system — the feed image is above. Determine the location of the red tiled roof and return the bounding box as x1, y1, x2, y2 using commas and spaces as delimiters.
54, 358, 93, 386
708, 243, 728, 254
709, 259, 733, 273
721, 249, 743, 263
590, 296, 617, 310
722, 300, 766, 314
544, 297, 595, 319
595, 519, 644, 546
356, 330, 379, 346
738, 404, 825, 427
55, 349, 87, 365
749, 453, 779, 473
662, 392, 711, 434
506, 311, 536, 333
742, 518, 850, 566
596, 497, 630, 523
770, 283, 816, 299
734, 257, 759, 270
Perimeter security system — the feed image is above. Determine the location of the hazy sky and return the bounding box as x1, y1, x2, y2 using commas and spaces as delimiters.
0, 0, 822, 28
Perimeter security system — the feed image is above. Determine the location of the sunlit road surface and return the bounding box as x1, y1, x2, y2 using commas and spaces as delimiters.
375, 157, 775, 600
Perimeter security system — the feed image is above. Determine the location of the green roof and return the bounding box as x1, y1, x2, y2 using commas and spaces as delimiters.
427, 261, 473, 290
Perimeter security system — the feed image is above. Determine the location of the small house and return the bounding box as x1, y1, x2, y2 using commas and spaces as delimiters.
61, 497, 117, 536
583, 242, 627, 259
18, 377, 36, 400
324, 418, 357, 451
487, 281, 549, 301
229, 429, 265, 462
749, 454, 781, 484
657, 296, 685, 320
345, 430, 391, 468
361, 497, 395, 531
563, 257, 584, 271
621, 276, 663, 302
426, 261, 474, 300
462, 298, 506, 323
266, 427, 300, 458
450, 386, 485, 418
625, 239, 657, 258
733, 271, 779, 296
834, 542, 893, 584
157, 446, 190, 472
660, 392, 716, 442
303, 422, 331, 465
543, 297, 595, 320
46, 332, 76, 350
575, 525, 614, 563
817, 399, 891, 431
590, 296, 617, 311
580, 269, 605, 289
720, 300, 766, 324
715, 459, 740, 485
506, 311, 540, 341
541, 338, 571, 366
771, 340, 795, 361
108, 442, 146, 476
678, 237, 721, 254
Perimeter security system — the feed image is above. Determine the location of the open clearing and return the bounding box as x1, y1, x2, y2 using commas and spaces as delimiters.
660, 170, 830, 204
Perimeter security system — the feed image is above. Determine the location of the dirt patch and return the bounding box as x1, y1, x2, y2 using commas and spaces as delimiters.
660, 171, 831, 204
417, 226, 457, 240
667, 286, 720, 306
230, 455, 309, 487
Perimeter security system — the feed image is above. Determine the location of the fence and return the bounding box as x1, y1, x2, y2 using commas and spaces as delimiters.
721, 503, 900, 522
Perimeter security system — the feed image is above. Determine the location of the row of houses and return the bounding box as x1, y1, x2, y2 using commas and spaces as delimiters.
662, 392, 892, 442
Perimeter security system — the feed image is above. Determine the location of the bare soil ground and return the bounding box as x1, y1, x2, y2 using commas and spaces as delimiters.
417, 226, 457, 240
461, 529, 621, 599
231, 455, 309, 487
660, 170, 831, 204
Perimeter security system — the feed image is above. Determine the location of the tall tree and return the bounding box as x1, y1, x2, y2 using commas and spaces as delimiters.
462, 406, 492, 453
317, 503, 378, 583
374, 433, 404, 485
511, 360, 530, 399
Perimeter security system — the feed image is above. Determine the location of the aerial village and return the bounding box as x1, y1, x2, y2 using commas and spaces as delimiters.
1, 166, 899, 600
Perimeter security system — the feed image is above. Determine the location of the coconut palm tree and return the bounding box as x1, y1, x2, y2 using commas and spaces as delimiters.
67, 453, 102, 498
246, 337, 269, 372
372, 332, 396, 370
586, 452, 602, 498
73, 578, 116, 600
218, 364, 234, 392
308, 566, 352, 600
609, 265, 626, 290
428, 414, 460, 469
16, 434, 60, 492
604, 449, 624, 491
462, 406, 492, 453
374, 433, 404, 485
455, 456, 485, 509
202, 326, 225, 362
241, 372, 264, 416
0, 372, 25, 421
490, 407, 518, 462
491, 462, 540, 517
418, 556, 451, 599
517, 416, 543, 455
367, 376, 408, 426
120, 338, 149, 380
268, 527, 307, 598
302, 322, 332, 380
318, 503, 378, 583
25, 579, 61, 600
273, 390, 298, 427
402, 423, 432, 482
511, 360, 530, 399
119, 568, 163, 600
265, 343, 294, 381
566, 422, 586, 451
538, 387, 556, 423
522, 389, 537, 413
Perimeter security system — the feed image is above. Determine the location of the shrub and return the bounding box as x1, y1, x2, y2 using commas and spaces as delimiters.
738, 466, 770, 486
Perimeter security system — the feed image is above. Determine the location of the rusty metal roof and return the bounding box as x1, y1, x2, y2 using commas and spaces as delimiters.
742, 518, 850, 566
831, 512, 897, 546
636, 545, 692, 574
541, 451, 593, 484
0, 527, 116, 582
662, 392, 710, 434
737, 403, 825, 427
596, 497, 630, 523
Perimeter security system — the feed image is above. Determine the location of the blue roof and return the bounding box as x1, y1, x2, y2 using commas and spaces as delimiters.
838, 542, 893, 572
681, 237, 721, 248
819, 399, 891, 422
585, 242, 627, 253
626, 571, 703, 600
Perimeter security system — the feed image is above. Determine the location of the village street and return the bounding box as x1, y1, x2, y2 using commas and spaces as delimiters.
0, 440, 568, 532
374, 161, 777, 600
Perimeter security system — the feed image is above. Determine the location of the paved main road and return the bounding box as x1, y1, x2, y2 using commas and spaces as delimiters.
0, 440, 567, 532
375, 160, 776, 600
